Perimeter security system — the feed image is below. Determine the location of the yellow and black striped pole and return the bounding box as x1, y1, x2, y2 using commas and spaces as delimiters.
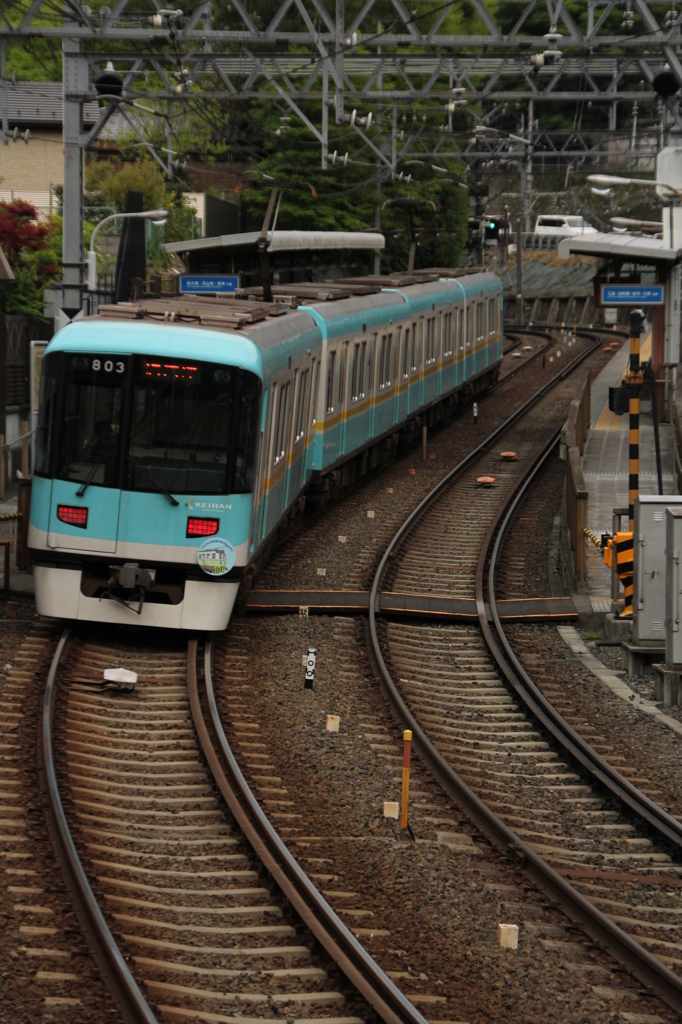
625, 309, 644, 532
619, 309, 644, 618
616, 531, 635, 617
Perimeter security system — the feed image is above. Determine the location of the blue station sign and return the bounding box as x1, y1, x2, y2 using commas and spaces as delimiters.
601, 284, 664, 306
180, 275, 239, 294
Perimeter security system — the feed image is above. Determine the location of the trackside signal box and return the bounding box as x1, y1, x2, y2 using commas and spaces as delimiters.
665, 507, 682, 666
635, 496, 682, 643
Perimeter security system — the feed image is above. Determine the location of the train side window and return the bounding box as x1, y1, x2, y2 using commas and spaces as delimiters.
394, 327, 401, 381
326, 351, 336, 413
488, 297, 498, 334
443, 312, 453, 357
338, 342, 348, 407
459, 308, 464, 350
378, 333, 392, 389
475, 302, 483, 343
310, 359, 320, 426
273, 381, 290, 464
410, 323, 417, 372
294, 369, 309, 442
270, 386, 280, 465
350, 343, 360, 402
425, 316, 436, 364
368, 334, 376, 393
402, 327, 409, 378
358, 341, 367, 397
466, 306, 473, 348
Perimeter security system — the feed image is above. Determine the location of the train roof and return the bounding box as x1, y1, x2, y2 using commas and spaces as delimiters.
96, 267, 498, 333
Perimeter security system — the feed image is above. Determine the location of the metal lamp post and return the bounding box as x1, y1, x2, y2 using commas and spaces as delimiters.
87, 209, 168, 291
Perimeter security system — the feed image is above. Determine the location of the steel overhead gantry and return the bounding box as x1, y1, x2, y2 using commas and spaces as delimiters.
3, 0, 682, 317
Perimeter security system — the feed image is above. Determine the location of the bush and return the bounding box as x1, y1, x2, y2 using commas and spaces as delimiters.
0, 200, 59, 317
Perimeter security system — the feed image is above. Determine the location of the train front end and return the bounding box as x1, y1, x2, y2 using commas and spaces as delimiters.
29, 320, 262, 630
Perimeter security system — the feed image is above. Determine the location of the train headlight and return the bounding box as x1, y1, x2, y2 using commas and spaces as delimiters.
187, 517, 219, 537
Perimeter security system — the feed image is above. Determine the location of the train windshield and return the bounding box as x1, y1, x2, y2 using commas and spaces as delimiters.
54, 353, 126, 489
126, 358, 260, 494
35, 352, 261, 495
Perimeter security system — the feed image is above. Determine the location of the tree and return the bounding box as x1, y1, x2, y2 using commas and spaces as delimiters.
85, 155, 195, 267
0, 201, 59, 316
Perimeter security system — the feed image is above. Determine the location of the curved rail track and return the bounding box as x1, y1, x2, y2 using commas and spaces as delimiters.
40, 629, 431, 1024
367, 335, 682, 1013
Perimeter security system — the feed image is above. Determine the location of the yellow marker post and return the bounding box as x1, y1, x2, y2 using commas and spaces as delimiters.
400, 729, 412, 830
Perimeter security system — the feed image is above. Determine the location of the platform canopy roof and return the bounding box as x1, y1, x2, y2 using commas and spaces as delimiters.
558, 232, 682, 263
164, 229, 385, 255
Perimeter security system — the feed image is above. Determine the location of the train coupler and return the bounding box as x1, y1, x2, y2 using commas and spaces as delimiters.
104, 563, 157, 615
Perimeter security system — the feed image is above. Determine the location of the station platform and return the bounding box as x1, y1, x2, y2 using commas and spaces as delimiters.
581, 332, 674, 609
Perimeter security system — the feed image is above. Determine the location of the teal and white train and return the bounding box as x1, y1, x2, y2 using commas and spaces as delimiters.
29, 270, 502, 630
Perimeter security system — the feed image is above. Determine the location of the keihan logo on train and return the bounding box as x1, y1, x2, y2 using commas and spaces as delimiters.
196, 538, 236, 576
189, 499, 232, 511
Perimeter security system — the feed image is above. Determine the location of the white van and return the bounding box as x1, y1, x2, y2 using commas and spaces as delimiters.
534, 215, 597, 236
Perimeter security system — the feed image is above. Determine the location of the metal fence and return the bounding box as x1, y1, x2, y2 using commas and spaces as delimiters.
565, 370, 592, 581
0, 512, 20, 560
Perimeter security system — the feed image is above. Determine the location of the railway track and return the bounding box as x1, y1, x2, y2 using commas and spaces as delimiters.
40, 629, 430, 1024
367, 341, 682, 1013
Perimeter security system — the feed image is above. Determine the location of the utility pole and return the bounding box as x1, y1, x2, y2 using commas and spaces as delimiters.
516, 215, 524, 325
335, 0, 344, 122
374, 21, 382, 275
62, 5, 84, 320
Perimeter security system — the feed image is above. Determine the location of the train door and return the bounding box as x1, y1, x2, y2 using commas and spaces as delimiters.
284, 368, 303, 507
348, 337, 369, 451
476, 300, 485, 374
407, 320, 420, 413
396, 325, 409, 423
488, 295, 500, 364
367, 333, 377, 436
338, 341, 348, 455
375, 331, 393, 436
418, 316, 425, 407
253, 387, 270, 545
323, 347, 339, 465
442, 310, 454, 393
457, 306, 464, 384
423, 314, 437, 405
465, 302, 474, 379
436, 310, 443, 395
265, 377, 293, 533
305, 357, 320, 476
46, 358, 124, 554
392, 326, 402, 424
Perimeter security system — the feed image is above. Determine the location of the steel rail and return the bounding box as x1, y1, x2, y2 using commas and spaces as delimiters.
485, 436, 682, 848
367, 337, 682, 1013
369, 330, 601, 627
38, 628, 159, 1024
188, 637, 429, 1024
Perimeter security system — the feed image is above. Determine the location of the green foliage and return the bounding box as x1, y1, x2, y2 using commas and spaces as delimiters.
242, 106, 468, 272
85, 156, 194, 269
86, 156, 172, 214
0, 201, 61, 317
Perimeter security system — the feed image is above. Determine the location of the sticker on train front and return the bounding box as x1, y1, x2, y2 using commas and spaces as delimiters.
197, 537, 236, 576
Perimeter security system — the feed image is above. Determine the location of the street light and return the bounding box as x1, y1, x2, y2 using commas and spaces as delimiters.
87, 209, 168, 291
610, 216, 662, 228
587, 174, 682, 202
